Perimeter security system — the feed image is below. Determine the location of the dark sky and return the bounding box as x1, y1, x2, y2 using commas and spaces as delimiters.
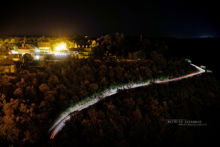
0, 0, 219, 37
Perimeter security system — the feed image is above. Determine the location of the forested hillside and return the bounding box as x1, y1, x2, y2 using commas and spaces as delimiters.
0, 56, 195, 145
53, 73, 220, 146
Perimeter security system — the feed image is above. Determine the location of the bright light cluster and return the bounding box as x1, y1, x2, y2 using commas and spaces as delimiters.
54, 52, 68, 56
55, 42, 67, 51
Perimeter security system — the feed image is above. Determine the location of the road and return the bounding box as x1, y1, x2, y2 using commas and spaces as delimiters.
49, 64, 205, 139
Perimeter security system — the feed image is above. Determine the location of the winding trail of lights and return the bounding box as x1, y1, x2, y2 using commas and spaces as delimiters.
49, 64, 205, 139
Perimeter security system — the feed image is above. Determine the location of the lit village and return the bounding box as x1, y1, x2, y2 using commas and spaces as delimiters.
0, 36, 97, 73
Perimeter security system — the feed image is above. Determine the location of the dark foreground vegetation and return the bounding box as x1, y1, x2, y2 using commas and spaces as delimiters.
54, 73, 220, 146
0, 55, 194, 145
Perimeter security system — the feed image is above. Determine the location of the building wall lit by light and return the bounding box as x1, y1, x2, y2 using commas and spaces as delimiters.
38, 42, 51, 53
54, 42, 68, 52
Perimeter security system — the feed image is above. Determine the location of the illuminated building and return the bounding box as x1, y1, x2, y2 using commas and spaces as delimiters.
52, 42, 69, 57
38, 42, 51, 53
91, 40, 97, 48
0, 60, 15, 73
18, 49, 32, 54
54, 42, 68, 52
69, 48, 79, 56
68, 48, 89, 58
17, 44, 35, 55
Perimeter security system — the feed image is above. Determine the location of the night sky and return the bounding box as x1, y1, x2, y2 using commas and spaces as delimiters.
0, 0, 219, 37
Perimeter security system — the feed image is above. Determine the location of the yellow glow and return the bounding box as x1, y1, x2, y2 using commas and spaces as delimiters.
55, 42, 67, 51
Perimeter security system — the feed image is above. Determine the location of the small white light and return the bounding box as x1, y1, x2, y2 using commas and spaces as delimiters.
35, 55, 40, 60
54, 52, 68, 56
35, 48, 40, 53
11, 50, 18, 54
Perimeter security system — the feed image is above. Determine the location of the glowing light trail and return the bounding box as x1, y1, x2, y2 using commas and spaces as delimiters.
49, 64, 205, 139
